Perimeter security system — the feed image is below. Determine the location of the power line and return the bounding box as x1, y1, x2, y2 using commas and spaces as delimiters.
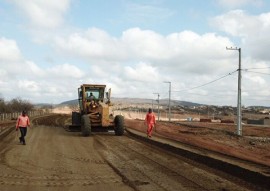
243, 70, 270, 76
243, 67, 270, 70
176, 91, 237, 97
244, 97, 270, 101
173, 89, 270, 101
172, 70, 238, 92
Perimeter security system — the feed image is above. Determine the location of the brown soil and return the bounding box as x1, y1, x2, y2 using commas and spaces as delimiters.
125, 119, 270, 167
0, 114, 269, 191
0, 114, 257, 191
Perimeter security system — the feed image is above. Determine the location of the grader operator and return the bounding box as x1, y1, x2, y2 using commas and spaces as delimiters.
70, 84, 124, 136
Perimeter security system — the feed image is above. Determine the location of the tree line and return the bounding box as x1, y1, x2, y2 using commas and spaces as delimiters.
0, 97, 34, 113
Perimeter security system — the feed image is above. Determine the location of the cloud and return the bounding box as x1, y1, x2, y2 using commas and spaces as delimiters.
46, 63, 85, 79
0, 37, 85, 102
55, 28, 128, 61
26, 61, 46, 77
245, 75, 265, 85
211, 10, 270, 60
0, 37, 22, 62
2, 2, 270, 106
12, 0, 71, 29
54, 27, 238, 102
54, 27, 235, 75
124, 62, 160, 83
211, 10, 261, 37
18, 80, 40, 92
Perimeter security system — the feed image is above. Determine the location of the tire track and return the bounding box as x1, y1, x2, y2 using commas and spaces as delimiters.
94, 135, 245, 191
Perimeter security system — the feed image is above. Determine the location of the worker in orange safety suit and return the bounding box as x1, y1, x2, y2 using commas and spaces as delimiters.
145, 108, 156, 138
16, 110, 30, 145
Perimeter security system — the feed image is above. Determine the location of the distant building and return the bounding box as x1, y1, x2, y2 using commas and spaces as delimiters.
247, 118, 270, 126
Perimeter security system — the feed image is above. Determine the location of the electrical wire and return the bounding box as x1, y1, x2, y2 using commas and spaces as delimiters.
243, 97, 270, 101
242, 67, 270, 70
243, 70, 270, 76
178, 91, 237, 97
172, 70, 238, 92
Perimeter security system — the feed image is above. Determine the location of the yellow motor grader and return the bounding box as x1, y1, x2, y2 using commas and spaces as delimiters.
70, 84, 124, 136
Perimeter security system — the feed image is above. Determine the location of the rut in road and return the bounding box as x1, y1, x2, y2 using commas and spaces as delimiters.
94, 134, 251, 191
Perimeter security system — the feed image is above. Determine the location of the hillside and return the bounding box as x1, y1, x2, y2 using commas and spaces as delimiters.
60, 97, 202, 107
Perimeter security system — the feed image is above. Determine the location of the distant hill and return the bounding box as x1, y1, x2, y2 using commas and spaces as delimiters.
59, 97, 202, 107
60, 99, 78, 105
111, 97, 202, 107
34, 103, 55, 108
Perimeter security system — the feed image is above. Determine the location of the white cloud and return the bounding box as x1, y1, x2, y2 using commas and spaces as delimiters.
212, 10, 270, 60
55, 28, 128, 61
26, 61, 45, 77
0, 37, 85, 103
47, 63, 85, 79
54, 27, 235, 76
90, 65, 109, 78
18, 80, 40, 92
0, 37, 22, 62
124, 62, 160, 83
12, 0, 71, 28
211, 10, 261, 37
2, 2, 270, 106
245, 75, 265, 85
2, 26, 266, 106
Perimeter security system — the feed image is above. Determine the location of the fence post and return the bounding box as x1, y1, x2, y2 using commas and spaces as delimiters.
0, 110, 48, 121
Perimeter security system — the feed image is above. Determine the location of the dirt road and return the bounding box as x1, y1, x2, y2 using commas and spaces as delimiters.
0, 115, 260, 191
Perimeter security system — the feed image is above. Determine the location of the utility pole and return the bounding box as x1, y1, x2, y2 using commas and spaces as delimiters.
153, 93, 160, 121
226, 47, 242, 136
164, 81, 171, 121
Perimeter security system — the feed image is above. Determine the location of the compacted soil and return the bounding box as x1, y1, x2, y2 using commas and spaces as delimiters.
0, 114, 266, 190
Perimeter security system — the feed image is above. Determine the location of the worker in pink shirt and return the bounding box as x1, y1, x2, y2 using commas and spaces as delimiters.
16, 110, 30, 145
145, 108, 156, 138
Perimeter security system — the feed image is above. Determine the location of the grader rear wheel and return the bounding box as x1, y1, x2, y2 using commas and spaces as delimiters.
72, 112, 81, 125
81, 115, 91, 136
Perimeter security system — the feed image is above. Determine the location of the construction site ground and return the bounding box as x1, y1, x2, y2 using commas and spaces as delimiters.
124, 118, 270, 167
115, 110, 269, 162
0, 112, 269, 191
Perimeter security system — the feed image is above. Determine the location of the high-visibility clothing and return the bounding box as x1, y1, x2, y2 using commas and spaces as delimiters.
145, 112, 156, 137
145, 112, 156, 125
16, 115, 30, 129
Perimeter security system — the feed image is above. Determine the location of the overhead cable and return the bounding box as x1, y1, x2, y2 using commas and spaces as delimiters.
243, 70, 270, 76
242, 67, 270, 70
172, 70, 238, 92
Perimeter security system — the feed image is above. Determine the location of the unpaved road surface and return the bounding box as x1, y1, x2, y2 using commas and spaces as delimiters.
0, 114, 264, 191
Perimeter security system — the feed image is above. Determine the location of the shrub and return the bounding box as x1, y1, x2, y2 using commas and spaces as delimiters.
0, 98, 34, 113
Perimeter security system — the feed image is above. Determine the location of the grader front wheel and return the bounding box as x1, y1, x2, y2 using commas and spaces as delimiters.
114, 115, 124, 136
81, 115, 91, 136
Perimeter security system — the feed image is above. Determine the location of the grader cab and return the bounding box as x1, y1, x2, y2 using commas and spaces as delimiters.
70, 84, 124, 136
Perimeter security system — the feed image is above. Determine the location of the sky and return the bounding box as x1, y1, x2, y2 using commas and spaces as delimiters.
1, 0, 270, 106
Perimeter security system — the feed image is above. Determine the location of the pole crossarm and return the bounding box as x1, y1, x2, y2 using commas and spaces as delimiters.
226, 47, 240, 51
